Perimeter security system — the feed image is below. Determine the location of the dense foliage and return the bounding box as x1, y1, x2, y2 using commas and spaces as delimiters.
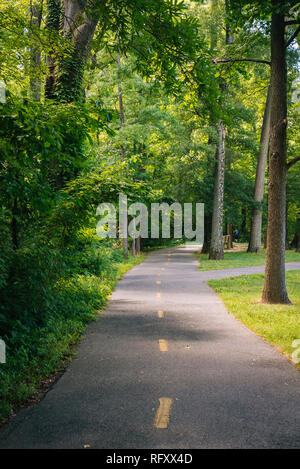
0, 0, 299, 419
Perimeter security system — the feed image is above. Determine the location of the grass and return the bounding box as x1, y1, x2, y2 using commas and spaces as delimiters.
116, 254, 146, 277
197, 248, 300, 271
0, 252, 146, 424
208, 270, 300, 369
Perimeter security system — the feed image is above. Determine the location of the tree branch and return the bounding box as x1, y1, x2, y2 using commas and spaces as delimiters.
287, 156, 300, 170
284, 20, 300, 25
213, 58, 271, 66
285, 25, 300, 48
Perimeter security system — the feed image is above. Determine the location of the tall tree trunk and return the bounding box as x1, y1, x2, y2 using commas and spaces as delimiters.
207, 0, 226, 260
201, 213, 212, 253
248, 85, 271, 252
209, 123, 226, 260
262, 3, 290, 304
116, 27, 128, 257
117, 48, 126, 159
291, 218, 300, 252
45, 0, 101, 102
45, 0, 61, 99
226, 223, 233, 248
136, 235, 141, 255
29, 1, 43, 100
225, 0, 234, 45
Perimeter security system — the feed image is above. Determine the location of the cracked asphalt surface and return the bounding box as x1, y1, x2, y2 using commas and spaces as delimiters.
0, 246, 299, 449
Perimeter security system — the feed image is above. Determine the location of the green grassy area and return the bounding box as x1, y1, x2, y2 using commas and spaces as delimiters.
208, 270, 300, 369
0, 252, 146, 423
197, 249, 300, 271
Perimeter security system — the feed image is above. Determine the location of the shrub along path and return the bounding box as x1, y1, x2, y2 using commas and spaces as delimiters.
0, 246, 299, 448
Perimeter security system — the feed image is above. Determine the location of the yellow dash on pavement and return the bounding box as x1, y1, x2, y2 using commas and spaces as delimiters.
156, 280, 161, 285
157, 310, 164, 318
157, 273, 161, 276
161, 268, 166, 271
153, 398, 173, 429
158, 339, 168, 352
157, 292, 161, 298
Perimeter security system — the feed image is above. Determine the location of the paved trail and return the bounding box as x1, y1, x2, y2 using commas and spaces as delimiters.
0, 247, 299, 449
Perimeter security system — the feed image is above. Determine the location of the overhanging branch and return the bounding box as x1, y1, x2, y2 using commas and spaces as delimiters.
213, 58, 271, 66
284, 20, 300, 25
285, 25, 300, 48
287, 156, 300, 169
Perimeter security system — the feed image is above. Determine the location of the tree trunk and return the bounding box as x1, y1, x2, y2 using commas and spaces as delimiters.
45, 0, 61, 99
225, 0, 234, 45
45, 0, 101, 102
291, 218, 300, 252
297, 235, 300, 253
117, 47, 126, 158
116, 28, 128, 257
248, 85, 271, 252
226, 223, 233, 248
262, 3, 290, 304
201, 213, 212, 253
136, 235, 141, 255
29, 1, 43, 100
209, 123, 226, 260
241, 206, 247, 239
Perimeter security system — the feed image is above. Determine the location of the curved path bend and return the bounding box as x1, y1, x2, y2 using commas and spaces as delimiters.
0, 246, 299, 449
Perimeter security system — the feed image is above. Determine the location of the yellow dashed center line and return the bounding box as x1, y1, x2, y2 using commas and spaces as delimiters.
156, 292, 161, 298
158, 339, 168, 352
161, 268, 166, 271
156, 280, 161, 285
157, 310, 164, 318
153, 398, 173, 429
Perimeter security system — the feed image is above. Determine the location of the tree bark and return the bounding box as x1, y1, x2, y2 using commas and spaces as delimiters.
225, 0, 234, 44
291, 218, 300, 252
248, 85, 271, 252
29, 1, 43, 100
201, 213, 212, 253
207, 0, 226, 260
136, 235, 141, 255
295, 227, 300, 253
209, 123, 226, 260
45, 0, 101, 102
115, 28, 128, 257
226, 223, 233, 248
45, 0, 61, 99
262, 3, 290, 304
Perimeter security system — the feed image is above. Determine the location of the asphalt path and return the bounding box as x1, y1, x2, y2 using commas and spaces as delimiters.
0, 246, 299, 449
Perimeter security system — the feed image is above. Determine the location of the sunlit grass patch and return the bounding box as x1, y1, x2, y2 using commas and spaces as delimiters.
197, 249, 300, 271
208, 270, 300, 369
